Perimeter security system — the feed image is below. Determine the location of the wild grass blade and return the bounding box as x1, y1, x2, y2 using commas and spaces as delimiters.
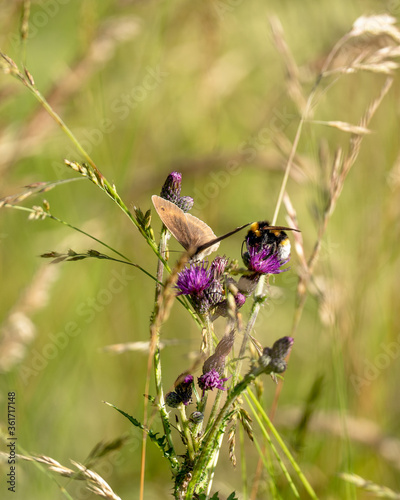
246, 388, 318, 499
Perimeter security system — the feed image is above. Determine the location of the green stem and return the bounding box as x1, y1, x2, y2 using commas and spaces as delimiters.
48, 214, 131, 262
178, 405, 195, 462
203, 384, 224, 437
234, 292, 265, 384
153, 228, 175, 456
1, 54, 170, 266
22, 78, 98, 170
245, 392, 300, 498
185, 369, 261, 498
154, 346, 174, 455
251, 434, 280, 500
5, 204, 160, 283
246, 388, 318, 499
204, 424, 226, 498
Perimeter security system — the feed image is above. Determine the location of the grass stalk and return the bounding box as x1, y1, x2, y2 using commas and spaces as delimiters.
246, 388, 318, 499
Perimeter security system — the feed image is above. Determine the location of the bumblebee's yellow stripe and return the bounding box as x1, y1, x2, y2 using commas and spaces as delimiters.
250, 222, 261, 237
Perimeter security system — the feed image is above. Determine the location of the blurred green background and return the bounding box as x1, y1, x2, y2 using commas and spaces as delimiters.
1, 1, 400, 499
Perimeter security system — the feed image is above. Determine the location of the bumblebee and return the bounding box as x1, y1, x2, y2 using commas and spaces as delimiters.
242, 221, 296, 265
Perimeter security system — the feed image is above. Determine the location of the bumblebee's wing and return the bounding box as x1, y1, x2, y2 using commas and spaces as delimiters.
264, 225, 300, 232
151, 196, 194, 251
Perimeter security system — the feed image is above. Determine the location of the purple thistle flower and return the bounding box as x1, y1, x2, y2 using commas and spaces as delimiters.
198, 331, 234, 395
209, 255, 228, 279
234, 292, 246, 308
198, 369, 229, 393
159, 171, 194, 213
176, 261, 212, 296
175, 258, 229, 314
160, 171, 182, 204
245, 246, 289, 275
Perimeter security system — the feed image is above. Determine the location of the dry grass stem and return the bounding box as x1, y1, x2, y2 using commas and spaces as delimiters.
283, 192, 307, 271
339, 76, 393, 191
150, 251, 190, 343
311, 120, 372, 135
339, 473, 400, 498
319, 15, 400, 80
0, 17, 141, 172
0, 180, 82, 208
72, 461, 121, 500
102, 339, 182, 354
269, 15, 307, 113
0, 453, 121, 499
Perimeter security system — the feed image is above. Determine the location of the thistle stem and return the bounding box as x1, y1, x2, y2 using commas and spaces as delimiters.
178, 405, 195, 462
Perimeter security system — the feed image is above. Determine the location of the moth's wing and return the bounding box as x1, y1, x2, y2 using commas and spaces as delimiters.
151, 195, 193, 251
185, 213, 220, 257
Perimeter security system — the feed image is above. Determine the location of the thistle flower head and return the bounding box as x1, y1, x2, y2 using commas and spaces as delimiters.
209, 255, 229, 279
198, 331, 234, 394
258, 336, 294, 374
160, 171, 194, 212
270, 336, 294, 360
177, 195, 194, 212
176, 261, 212, 296
160, 171, 182, 203
198, 369, 229, 392
189, 411, 204, 424
241, 222, 291, 278
175, 258, 229, 314
235, 292, 246, 308
244, 246, 289, 275
165, 391, 183, 408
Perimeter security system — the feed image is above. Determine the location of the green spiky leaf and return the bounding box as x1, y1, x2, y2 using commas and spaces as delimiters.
105, 402, 178, 469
